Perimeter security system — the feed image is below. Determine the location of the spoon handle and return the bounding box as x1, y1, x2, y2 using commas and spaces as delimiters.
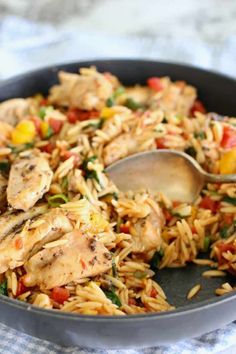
204, 172, 236, 184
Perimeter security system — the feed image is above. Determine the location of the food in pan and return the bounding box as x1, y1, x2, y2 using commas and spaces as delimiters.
0, 67, 235, 315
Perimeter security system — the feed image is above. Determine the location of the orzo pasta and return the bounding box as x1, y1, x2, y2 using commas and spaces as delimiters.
0, 67, 236, 315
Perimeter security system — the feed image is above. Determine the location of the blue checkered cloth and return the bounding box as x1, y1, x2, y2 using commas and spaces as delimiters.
0, 322, 236, 354
0, 16, 236, 354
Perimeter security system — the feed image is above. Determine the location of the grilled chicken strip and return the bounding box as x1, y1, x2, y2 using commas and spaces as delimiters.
7, 154, 53, 211
0, 174, 7, 207
0, 98, 29, 126
0, 122, 13, 146
23, 230, 112, 289
0, 208, 73, 273
103, 133, 139, 166
0, 204, 47, 242
49, 69, 113, 111
131, 200, 164, 254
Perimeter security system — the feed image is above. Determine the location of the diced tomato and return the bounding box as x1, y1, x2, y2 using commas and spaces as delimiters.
51, 287, 70, 304
156, 138, 166, 149
67, 109, 100, 123
216, 242, 236, 264
120, 224, 130, 234
40, 142, 55, 154
147, 77, 163, 92
67, 109, 78, 124
191, 226, 197, 234
15, 238, 23, 250
190, 100, 206, 116
163, 209, 172, 222
173, 200, 181, 207
199, 196, 220, 213
39, 98, 48, 106
217, 243, 236, 255
16, 279, 28, 297
31, 116, 41, 133
49, 118, 63, 134
221, 126, 236, 149
150, 288, 158, 298
128, 298, 136, 306
222, 213, 234, 226
61, 151, 80, 167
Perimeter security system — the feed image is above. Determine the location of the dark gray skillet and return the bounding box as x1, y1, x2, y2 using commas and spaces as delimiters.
0, 59, 236, 349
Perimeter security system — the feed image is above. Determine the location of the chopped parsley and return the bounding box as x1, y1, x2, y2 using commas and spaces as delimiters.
184, 146, 197, 158
220, 226, 229, 239
104, 288, 122, 307
0, 161, 10, 174
124, 98, 143, 111
82, 156, 99, 183
194, 131, 205, 140
0, 280, 7, 296
222, 196, 236, 206
203, 236, 211, 252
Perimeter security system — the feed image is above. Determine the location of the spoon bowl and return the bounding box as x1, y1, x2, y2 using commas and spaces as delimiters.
106, 150, 236, 203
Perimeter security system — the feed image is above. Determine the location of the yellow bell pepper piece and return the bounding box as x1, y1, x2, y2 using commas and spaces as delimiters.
11, 120, 36, 145
219, 147, 236, 174
40, 121, 50, 139
100, 107, 116, 119
89, 212, 109, 233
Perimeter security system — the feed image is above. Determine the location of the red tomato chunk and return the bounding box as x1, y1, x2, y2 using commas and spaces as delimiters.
147, 77, 163, 92
221, 126, 236, 149
199, 196, 219, 213
51, 287, 69, 304
190, 100, 206, 116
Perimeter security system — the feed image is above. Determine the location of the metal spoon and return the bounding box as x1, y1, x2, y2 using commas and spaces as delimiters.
106, 150, 236, 203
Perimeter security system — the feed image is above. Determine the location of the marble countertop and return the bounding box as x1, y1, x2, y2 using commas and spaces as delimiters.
0, 0, 236, 80
0, 0, 236, 44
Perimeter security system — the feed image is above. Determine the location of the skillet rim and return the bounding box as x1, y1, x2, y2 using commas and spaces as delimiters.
0, 58, 236, 323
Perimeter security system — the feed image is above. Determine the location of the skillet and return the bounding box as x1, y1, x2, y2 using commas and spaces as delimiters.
0, 59, 236, 349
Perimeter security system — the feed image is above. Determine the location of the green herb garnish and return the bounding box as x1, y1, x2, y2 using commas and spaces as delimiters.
222, 196, 236, 206
203, 236, 211, 252
184, 146, 197, 158
125, 98, 143, 111
8, 142, 34, 154
0, 280, 7, 296
48, 194, 68, 207
38, 106, 47, 120
106, 87, 125, 107
45, 125, 54, 139
61, 176, 68, 191
38, 105, 53, 120
114, 86, 125, 98
220, 226, 229, 239
150, 249, 164, 270
104, 289, 122, 307
82, 156, 99, 183
106, 97, 115, 107
0, 161, 10, 173
194, 131, 205, 140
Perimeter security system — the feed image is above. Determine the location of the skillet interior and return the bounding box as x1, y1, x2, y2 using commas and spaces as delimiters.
0, 59, 236, 348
